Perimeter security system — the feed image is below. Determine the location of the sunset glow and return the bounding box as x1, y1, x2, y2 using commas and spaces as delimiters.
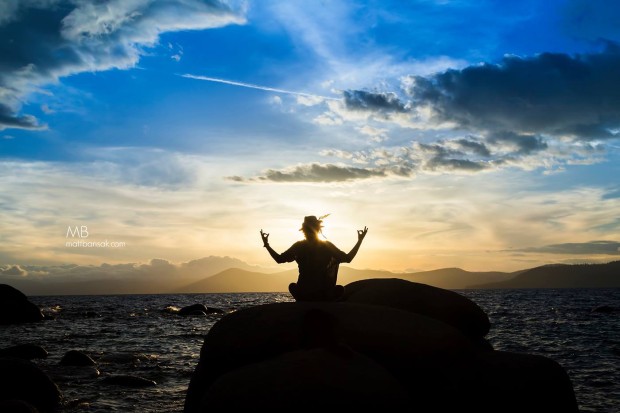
1, 0, 620, 280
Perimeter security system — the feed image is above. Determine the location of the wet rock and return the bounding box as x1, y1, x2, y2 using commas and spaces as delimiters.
0, 358, 61, 412
458, 351, 579, 412
101, 375, 156, 387
591, 305, 617, 313
342, 278, 490, 340
0, 345, 48, 360
162, 306, 180, 314
202, 347, 409, 410
179, 304, 223, 316
0, 285, 44, 325
60, 350, 96, 367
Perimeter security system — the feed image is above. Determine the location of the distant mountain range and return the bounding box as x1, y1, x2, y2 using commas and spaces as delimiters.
174, 261, 620, 293
4, 261, 619, 295
469, 261, 620, 289
175, 266, 515, 293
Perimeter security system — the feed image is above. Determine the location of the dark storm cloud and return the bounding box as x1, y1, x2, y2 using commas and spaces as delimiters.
256, 163, 387, 182
0, 0, 243, 130
406, 44, 620, 140
486, 132, 548, 155
514, 240, 620, 255
453, 138, 491, 157
414, 142, 489, 172
426, 157, 489, 172
343, 90, 409, 113
0, 104, 44, 130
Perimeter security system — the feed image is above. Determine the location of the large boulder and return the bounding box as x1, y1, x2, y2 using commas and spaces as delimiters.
0, 358, 61, 412
60, 350, 96, 367
184, 278, 578, 413
179, 304, 224, 316
201, 347, 409, 410
458, 351, 579, 413
185, 301, 474, 412
342, 278, 490, 340
0, 285, 43, 325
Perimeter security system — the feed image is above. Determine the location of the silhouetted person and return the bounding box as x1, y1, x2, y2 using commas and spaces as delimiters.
261, 216, 368, 301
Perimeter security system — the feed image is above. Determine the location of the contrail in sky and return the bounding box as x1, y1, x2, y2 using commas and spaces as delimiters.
180, 73, 340, 100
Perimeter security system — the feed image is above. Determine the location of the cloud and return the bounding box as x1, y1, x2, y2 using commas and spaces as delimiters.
0, 264, 27, 277
405, 44, 620, 140
0, 0, 245, 130
486, 132, 548, 155
250, 163, 388, 183
241, 133, 607, 183
0, 256, 266, 283
0, 104, 45, 131
356, 125, 388, 142
513, 240, 620, 255
343, 90, 409, 113
602, 188, 620, 200
451, 138, 491, 157
412, 142, 491, 172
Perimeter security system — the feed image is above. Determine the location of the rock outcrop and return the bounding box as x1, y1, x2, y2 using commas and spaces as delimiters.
0, 285, 44, 325
0, 358, 61, 412
60, 350, 96, 367
184, 278, 578, 413
342, 278, 490, 339
179, 304, 224, 316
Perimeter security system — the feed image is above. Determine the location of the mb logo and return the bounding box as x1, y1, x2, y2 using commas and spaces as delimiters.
66, 225, 89, 238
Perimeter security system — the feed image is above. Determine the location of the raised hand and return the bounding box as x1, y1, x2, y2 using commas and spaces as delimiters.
357, 226, 368, 242
260, 229, 270, 247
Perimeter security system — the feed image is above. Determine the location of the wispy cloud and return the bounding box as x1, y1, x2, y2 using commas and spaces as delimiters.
180, 74, 340, 101
233, 162, 388, 183
0, 0, 245, 131
511, 241, 620, 255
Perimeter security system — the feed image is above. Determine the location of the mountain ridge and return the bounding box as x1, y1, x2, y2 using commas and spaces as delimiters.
3, 261, 618, 295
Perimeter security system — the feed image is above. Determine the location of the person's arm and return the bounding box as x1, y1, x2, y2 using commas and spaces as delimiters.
260, 229, 296, 264
342, 226, 368, 263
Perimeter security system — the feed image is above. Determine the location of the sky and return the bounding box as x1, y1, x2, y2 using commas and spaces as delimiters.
1, 0, 620, 281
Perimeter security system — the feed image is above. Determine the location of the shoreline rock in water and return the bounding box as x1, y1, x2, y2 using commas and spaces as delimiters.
184, 278, 578, 413
0, 284, 44, 325
0, 357, 62, 412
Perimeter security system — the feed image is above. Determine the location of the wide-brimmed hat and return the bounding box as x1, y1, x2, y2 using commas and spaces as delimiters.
299, 215, 327, 231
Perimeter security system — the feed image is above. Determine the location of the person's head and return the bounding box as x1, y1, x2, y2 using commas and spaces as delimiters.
300, 216, 323, 240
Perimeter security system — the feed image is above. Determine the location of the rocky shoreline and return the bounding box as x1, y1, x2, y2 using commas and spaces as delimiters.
0, 281, 579, 412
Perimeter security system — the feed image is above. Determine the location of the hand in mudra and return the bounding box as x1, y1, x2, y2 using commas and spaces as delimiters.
260, 229, 269, 246
357, 226, 368, 241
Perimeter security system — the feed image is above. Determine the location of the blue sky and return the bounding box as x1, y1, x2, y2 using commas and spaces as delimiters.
1, 0, 620, 277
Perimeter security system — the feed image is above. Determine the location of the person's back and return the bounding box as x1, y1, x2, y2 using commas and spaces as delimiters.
286, 239, 343, 300
260, 215, 368, 302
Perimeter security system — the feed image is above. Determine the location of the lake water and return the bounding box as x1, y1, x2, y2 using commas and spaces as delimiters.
1, 289, 618, 412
